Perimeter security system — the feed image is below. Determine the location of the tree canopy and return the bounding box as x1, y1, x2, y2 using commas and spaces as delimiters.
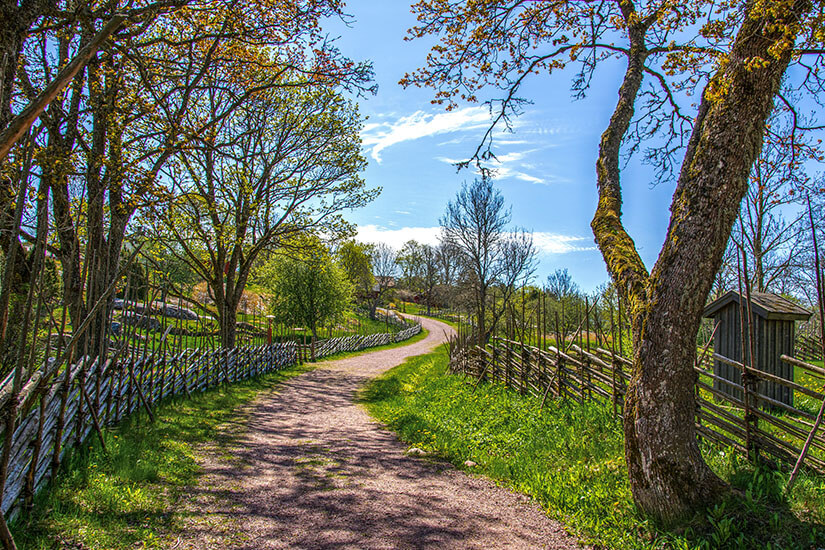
263, 247, 353, 356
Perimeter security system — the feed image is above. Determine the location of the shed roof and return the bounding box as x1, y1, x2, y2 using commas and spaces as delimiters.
703, 290, 811, 321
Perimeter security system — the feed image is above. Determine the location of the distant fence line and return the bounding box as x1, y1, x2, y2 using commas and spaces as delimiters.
449, 333, 825, 475
1, 322, 421, 521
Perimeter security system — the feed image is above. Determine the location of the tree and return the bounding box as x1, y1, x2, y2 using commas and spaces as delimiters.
436, 238, 461, 286
152, 85, 375, 348
787, 194, 825, 306
546, 267, 582, 336
264, 247, 352, 361
441, 177, 535, 343
397, 240, 425, 291
419, 244, 440, 315
728, 122, 820, 293
546, 268, 579, 302
435, 237, 462, 308
368, 243, 398, 320
4, 0, 374, 359
336, 240, 375, 304
404, 0, 822, 521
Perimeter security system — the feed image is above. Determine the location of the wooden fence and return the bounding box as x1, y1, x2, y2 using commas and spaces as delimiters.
1, 323, 421, 521
797, 333, 824, 363
449, 334, 825, 474
309, 324, 422, 360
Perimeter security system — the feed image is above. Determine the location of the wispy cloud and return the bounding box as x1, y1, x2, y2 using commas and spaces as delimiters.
360, 107, 491, 163
436, 149, 554, 185
356, 225, 442, 249
533, 232, 594, 254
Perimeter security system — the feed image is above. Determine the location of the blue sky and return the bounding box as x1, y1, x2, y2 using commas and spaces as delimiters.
327, 1, 679, 293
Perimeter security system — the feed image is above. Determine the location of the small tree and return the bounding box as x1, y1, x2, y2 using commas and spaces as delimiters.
419, 244, 440, 315
728, 123, 820, 294
368, 243, 398, 320
264, 248, 352, 360
336, 240, 374, 306
397, 240, 425, 291
153, 85, 374, 348
546, 268, 583, 335
435, 238, 462, 308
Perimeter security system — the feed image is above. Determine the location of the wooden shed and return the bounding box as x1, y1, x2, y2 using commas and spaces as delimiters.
703, 291, 811, 407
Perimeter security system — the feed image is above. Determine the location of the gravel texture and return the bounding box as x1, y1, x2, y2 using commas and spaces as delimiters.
175, 316, 586, 549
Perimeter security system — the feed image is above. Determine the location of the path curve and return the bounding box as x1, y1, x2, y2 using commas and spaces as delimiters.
175, 316, 584, 549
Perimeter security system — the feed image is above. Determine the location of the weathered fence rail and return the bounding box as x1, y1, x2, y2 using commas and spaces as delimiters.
797, 333, 824, 363
2, 322, 422, 521
450, 334, 825, 474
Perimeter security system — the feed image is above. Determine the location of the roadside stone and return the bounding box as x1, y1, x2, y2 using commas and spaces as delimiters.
406, 447, 427, 456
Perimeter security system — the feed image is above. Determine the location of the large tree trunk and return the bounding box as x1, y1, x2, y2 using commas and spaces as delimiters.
592, 0, 806, 523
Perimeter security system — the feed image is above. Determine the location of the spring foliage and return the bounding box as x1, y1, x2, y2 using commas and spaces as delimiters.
263, 248, 353, 337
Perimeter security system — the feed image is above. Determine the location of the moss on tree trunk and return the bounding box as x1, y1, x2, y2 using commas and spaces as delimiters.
592, 0, 807, 523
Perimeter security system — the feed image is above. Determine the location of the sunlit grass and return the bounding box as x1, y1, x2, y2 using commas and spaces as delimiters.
361, 347, 825, 549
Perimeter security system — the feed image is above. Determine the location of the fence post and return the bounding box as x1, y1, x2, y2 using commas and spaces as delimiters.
742, 367, 759, 462
557, 350, 565, 400
505, 341, 512, 389
521, 343, 528, 395
612, 356, 620, 418
491, 344, 498, 382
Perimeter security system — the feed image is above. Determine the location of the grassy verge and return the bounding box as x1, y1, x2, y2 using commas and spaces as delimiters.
11, 361, 315, 549
360, 347, 825, 550
11, 326, 428, 549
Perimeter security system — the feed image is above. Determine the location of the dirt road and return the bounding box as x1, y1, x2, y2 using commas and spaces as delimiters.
175, 316, 584, 549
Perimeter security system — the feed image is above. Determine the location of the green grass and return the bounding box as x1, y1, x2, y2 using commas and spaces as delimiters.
360, 347, 825, 549
11, 361, 316, 549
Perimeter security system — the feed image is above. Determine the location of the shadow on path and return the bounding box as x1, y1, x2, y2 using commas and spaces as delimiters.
176, 317, 583, 550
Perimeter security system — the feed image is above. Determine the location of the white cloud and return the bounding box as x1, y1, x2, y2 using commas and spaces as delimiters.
515, 173, 545, 185
496, 138, 531, 146
533, 232, 595, 254
357, 225, 592, 255
489, 150, 531, 164
436, 148, 554, 185
356, 225, 442, 249
360, 107, 491, 163
435, 155, 464, 165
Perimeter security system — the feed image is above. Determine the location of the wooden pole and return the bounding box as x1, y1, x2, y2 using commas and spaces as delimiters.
736, 244, 756, 461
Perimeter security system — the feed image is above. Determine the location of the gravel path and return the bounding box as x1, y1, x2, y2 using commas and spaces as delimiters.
175, 316, 585, 549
